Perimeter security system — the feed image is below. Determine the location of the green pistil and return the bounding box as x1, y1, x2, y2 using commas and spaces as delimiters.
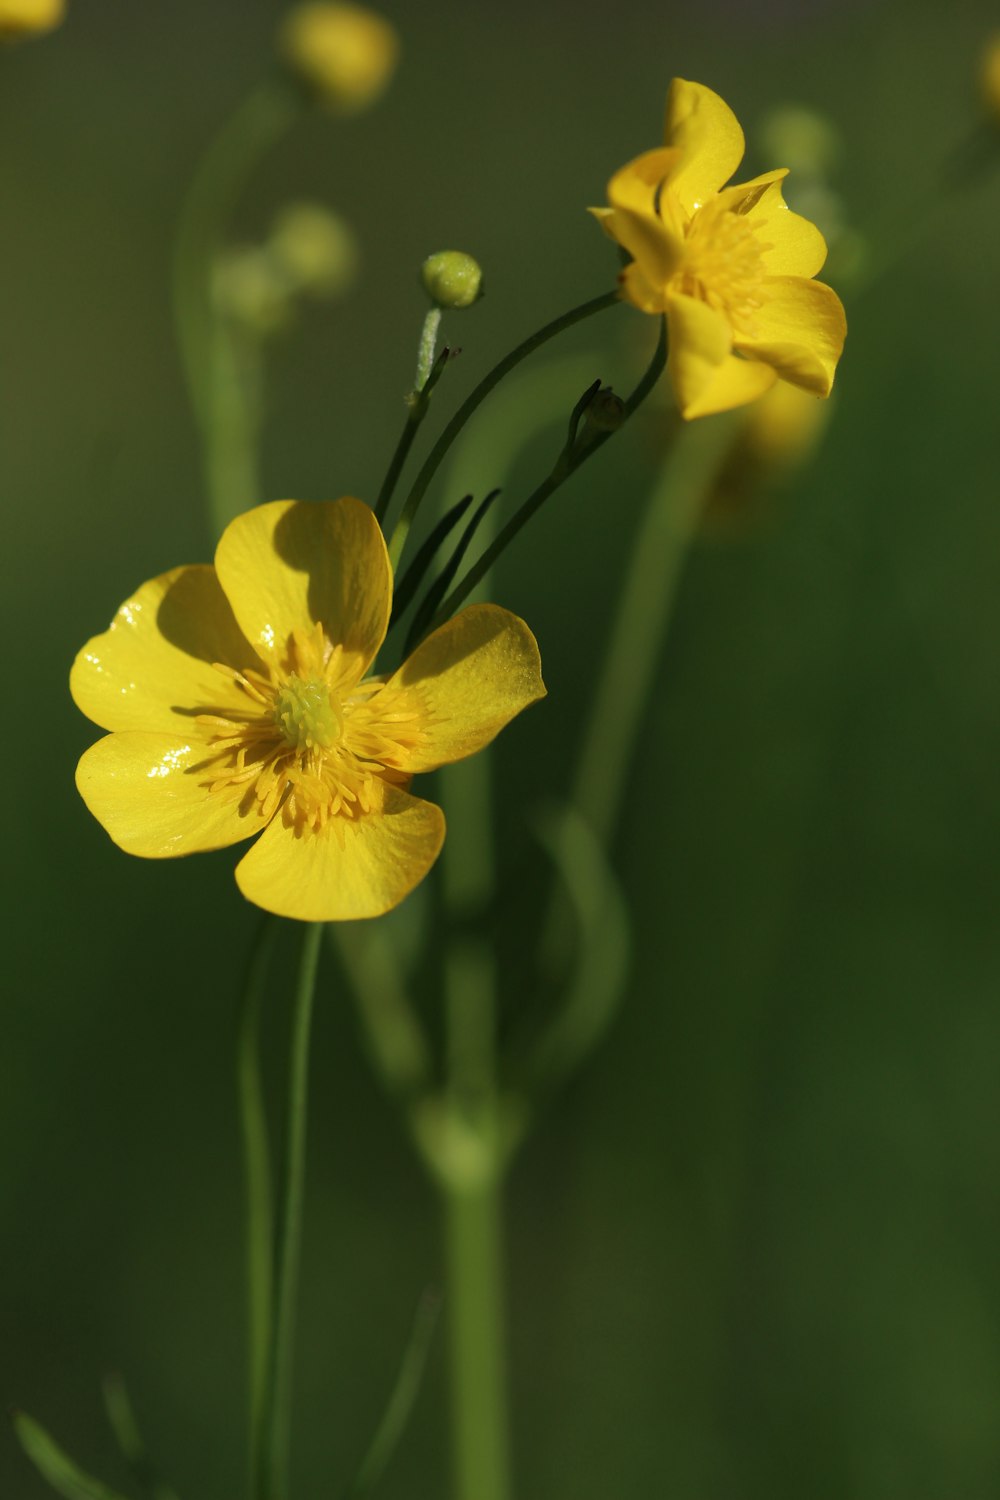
274, 676, 341, 750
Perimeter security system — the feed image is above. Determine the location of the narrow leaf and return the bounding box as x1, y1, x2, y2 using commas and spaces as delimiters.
12, 1411, 130, 1500
388, 492, 474, 629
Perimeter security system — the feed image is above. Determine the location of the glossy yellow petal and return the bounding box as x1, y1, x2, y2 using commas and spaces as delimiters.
215, 496, 391, 681
735, 276, 847, 396
663, 78, 745, 213
76, 733, 268, 857
604, 149, 684, 286
720, 169, 829, 279
667, 293, 776, 418
70, 565, 261, 735
235, 781, 444, 921
380, 604, 546, 774
619, 261, 667, 314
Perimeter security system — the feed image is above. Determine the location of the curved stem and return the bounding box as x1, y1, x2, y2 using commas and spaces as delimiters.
261, 920, 324, 1500
237, 913, 279, 1500
172, 80, 298, 429
428, 319, 667, 630
387, 289, 619, 570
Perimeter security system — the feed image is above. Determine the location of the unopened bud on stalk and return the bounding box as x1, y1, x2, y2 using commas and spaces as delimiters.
981, 35, 1000, 121
583, 385, 626, 434
213, 248, 294, 336
0, 0, 64, 41
278, 3, 399, 113
421, 251, 484, 310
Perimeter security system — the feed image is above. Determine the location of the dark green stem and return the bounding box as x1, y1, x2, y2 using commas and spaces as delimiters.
375, 335, 451, 527
427, 319, 667, 629
238, 914, 279, 1500
387, 289, 620, 570
261, 920, 324, 1500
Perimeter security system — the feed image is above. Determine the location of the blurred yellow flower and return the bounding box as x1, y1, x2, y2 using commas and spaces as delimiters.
595, 79, 846, 420
71, 498, 545, 922
0, 0, 64, 41
278, 2, 398, 113
981, 34, 1000, 120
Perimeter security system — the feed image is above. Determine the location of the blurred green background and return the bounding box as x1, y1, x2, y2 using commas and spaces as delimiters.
5, 1, 1000, 1496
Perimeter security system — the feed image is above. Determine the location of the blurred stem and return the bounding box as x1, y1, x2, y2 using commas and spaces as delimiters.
238, 913, 279, 1500
206, 319, 265, 538
173, 79, 298, 426
387, 288, 619, 570
573, 412, 740, 843
260, 921, 324, 1500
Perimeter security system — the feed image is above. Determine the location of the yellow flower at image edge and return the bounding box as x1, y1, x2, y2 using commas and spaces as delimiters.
0, 0, 64, 40
70, 499, 545, 922
279, 2, 398, 113
595, 78, 847, 419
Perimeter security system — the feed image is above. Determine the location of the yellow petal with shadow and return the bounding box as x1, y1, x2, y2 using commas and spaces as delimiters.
70, 565, 261, 735
214, 496, 391, 682
720, 169, 829, 279
667, 293, 777, 418
735, 276, 846, 396
663, 78, 745, 214
604, 148, 685, 286
75, 732, 269, 857
235, 781, 445, 921
381, 604, 546, 774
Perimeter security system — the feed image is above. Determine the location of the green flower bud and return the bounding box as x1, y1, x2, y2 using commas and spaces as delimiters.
421, 251, 484, 310
584, 386, 626, 434
268, 203, 359, 299
213, 247, 295, 336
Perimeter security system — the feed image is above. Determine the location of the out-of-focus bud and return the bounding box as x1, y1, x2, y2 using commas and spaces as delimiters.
268, 203, 359, 299
0, 0, 64, 42
213, 248, 294, 337
583, 385, 626, 435
758, 105, 841, 180
981, 35, 1000, 121
420, 251, 483, 310
278, 3, 399, 113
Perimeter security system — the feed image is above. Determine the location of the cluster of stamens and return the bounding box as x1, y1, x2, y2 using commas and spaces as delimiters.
193, 621, 423, 835
673, 197, 771, 336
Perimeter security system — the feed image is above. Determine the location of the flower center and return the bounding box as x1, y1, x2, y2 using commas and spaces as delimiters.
274, 674, 342, 750
676, 201, 767, 335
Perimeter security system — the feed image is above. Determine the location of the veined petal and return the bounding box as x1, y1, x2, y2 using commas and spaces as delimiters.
76, 732, 268, 857
70, 565, 261, 735
215, 497, 391, 683
720, 169, 829, 279
667, 293, 777, 418
379, 604, 546, 774
235, 781, 444, 921
663, 78, 745, 213
735, 276, 846, 396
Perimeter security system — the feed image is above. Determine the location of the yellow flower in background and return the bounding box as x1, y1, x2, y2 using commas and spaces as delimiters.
71, 498, 545, 922
278, 2, 398, 113
0, 0, 64, 41
595, 79, 847, 420
981, 35, 1000, 121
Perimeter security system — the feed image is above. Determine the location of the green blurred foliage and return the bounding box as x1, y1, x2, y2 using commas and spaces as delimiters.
4, 0, 1000, 1496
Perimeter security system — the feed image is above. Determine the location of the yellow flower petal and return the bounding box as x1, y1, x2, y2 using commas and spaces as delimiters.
735, 276, 847, 396
619, 260, 667, 315
720, 169, 829, 279
70, 565, 261, 735
76, 733, 268, 858
235, 781, 444, 921
604, 149, 685, 287
381, 604, 546, 774
663, 78, 745, 213
214, 496, 391, 681
667, 293, 777, 418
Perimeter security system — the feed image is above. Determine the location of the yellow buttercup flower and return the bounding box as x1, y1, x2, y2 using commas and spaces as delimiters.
71, 498, 545, 922
0, 0, 64, 40
278, 3, 398, 113
595, 78, 847, 420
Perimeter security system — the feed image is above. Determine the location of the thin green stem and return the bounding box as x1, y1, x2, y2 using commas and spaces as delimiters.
261, 920, 324, 1500
573, 412, 740, 843
414, 306, 442, 392
387, 288, 619, 571
427, 319, 667, 631
237, 913, 279, 1500
172, 80, 298, 430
